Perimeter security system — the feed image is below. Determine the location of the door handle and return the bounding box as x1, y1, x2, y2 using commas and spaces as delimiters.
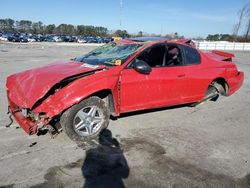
177, 74, 186, 78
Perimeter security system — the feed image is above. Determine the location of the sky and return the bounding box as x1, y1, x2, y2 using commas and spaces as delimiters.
0, 0, 249, 37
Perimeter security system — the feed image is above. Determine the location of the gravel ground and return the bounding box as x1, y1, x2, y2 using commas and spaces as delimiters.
0, 42, 250, 188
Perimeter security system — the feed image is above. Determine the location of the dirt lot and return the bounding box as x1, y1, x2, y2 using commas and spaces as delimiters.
0, 42, 250, 188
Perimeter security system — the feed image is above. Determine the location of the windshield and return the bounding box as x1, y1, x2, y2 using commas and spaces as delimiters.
74, 43, 142, 66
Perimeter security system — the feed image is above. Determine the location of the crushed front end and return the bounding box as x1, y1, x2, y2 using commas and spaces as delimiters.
7, 92, 50, 135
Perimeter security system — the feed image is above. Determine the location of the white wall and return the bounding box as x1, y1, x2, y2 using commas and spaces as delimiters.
195, 41, 250, 51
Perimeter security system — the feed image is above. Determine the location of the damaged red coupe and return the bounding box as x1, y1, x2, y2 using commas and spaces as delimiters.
6, 37, 244, 141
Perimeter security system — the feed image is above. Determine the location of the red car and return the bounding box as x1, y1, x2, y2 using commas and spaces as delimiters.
6, 37, 244, 141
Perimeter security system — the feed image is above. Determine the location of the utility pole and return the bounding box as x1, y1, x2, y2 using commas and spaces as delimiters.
160, 23, 163, 36
120, 0, 123, 29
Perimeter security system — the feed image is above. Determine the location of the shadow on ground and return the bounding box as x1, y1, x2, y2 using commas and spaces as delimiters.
30, 129, 129, 188
27, 129, 250, 188
82, 129, 129, 188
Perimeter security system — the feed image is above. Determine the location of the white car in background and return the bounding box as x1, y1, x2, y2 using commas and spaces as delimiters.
53, 36, 63, 42
28, 37, 36, 42
0, 35, 8, 41
77, 37, 87, 43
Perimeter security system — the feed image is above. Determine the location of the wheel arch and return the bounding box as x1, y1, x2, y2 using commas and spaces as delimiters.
57, 88, 117, 117
89, 89, 116, 116
34, 87, 119, 118
209, 77, 229, 96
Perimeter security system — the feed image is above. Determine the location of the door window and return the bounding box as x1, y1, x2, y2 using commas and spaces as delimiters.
132, 44, 183, 68
163, 45, 183, 66
136, 45, 166, 67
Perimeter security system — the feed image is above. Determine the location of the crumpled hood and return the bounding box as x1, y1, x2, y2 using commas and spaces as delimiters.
6, 60, 105, 108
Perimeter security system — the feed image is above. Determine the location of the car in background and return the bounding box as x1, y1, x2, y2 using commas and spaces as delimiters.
77, 37, 87, 43
19, 36, 28, 43
0, 34, 8, 41
103, 37, 112, 43
62, 35, 77, 42
7, 34, 20, 42
112, 36, 122, 42
0, 32, 112, 43
53, 36, 63, 42
27, 37, 36, 42
6, 37, 244, 143
27, 34, 43, 42
44, 35, 56, 42
85, 36, 98, 43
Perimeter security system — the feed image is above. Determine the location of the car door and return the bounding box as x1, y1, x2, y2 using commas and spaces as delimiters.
119, 43, 188, 113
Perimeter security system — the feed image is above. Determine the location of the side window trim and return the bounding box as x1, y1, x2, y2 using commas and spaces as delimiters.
126, 43, 199, 69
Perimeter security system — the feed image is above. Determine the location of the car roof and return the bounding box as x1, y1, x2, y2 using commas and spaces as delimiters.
116, 37, 196, 48
128, 36, 169, 42
116, 37, 169, 45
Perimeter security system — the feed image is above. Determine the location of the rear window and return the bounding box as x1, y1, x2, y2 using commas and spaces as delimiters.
183, 46, 201, 65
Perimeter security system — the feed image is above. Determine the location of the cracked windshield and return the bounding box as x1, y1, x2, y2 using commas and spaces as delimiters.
74, 43, 142, 66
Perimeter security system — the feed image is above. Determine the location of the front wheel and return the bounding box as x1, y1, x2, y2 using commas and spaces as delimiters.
60, 96, 110, 142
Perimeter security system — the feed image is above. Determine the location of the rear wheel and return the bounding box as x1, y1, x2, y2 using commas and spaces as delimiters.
61, 96, 110, 142
205, 85, 220, 102
190, 84, 220, 107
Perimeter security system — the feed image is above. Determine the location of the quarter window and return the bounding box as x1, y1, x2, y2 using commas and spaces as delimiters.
183, 46, 201, 65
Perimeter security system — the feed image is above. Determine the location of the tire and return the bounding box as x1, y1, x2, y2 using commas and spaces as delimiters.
205, 85, 219, 102
61, 96, 110, 142
190, 84, 219, 107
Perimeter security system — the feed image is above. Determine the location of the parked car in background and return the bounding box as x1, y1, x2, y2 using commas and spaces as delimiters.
0, 34, 8, 41
6, 37, 244, 143
7, 35, 20, 42
28, 37, 36, 42
77, 37, 87, 43
0, 32, 113, 44
103, 37, 112, 43
112, 36, 122, 41
19, 36, 28, 43
44, 35, 56, 42
53, 36, 63, 42
86, 36, 98, 43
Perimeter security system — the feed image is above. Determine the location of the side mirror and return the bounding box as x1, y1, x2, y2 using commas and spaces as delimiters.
133, 60, 152, 74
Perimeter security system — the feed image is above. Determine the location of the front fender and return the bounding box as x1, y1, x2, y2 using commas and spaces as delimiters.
33, 72, 120, 117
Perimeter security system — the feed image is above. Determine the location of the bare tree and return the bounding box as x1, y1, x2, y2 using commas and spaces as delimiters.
244, 7, 250, 40
233, 3, 250, 40
245, 20, 250, 40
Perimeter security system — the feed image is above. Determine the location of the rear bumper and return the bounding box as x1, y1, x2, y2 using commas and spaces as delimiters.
7, 95, 38, 135
228, 71, 244, 95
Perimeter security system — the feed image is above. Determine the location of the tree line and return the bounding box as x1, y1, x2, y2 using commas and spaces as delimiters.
0, 18, 109, 36
206, 34, 250, 42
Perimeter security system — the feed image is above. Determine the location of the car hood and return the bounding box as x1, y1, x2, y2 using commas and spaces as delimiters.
6, 60, 105, 109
